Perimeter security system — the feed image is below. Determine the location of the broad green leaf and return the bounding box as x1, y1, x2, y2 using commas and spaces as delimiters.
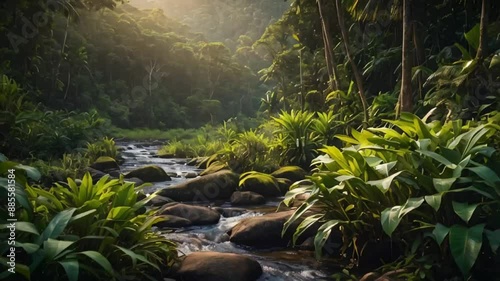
36, 208, 76, 245
454, 43, 472, 60
107, 207, 132, 220
464, 24, 480, 51
433, 178, 456, 193
432, 223, 450, 246
59, 259, 79, 281
69, 209, 96, 223
416, 150, 457, 169
467, 165, 500, 187
367, 171, 403, 194
485, 229, 500, 253
293, 214, 323, 245
375, 162, 397, 177
115, 245, 138, 267
314, 220, 339, 259
381, 197, 424, 237
452, 201, 479, 223
424, 193, 442, 212
449, 224, 484, 278
77, 251, 114, 275
16, 242, 39, 254
381, 206, 402, 237
16, 164, 41, 181
8, 222, 39, 235
283, 199, 318, 236
43, 239, 74, 260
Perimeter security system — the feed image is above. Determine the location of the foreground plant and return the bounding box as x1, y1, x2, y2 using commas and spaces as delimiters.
0, 157, 177, 281
283, 113, 500, 279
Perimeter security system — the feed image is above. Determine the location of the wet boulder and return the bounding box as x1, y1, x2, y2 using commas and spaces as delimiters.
175, 252, 263, 281
229, 210, 319, 248
230, 191, 265, 206
271, 166, 307, 183
158, 203, 220, 226
124, 165, 171, 182
157, 170, 239, 202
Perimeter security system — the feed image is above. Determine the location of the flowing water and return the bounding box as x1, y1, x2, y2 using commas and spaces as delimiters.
118, 141, 335, 280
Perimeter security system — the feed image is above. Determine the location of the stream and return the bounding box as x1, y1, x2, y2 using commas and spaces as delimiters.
117, 141, 335, 281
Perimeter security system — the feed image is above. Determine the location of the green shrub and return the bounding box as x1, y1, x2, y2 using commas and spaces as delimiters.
0, 156, 177, 281
283, 113, 500, 279
86, 137, 118, 161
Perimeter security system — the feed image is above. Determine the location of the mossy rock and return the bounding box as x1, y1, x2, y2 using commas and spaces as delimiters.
200, 162, 229, 176
239, 171, 281, 197
90, 156, 119, 172
157, 170, 239, 202
270, 166, 307, 183
124, 165, 171, 182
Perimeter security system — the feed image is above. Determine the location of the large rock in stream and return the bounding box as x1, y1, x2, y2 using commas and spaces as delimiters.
157, 170, 239, 202
124, 165, 171, 182
175, 252, 263, 281
229, 210, 319, 248
230, 191, 265, 206
157, 203, 220, 226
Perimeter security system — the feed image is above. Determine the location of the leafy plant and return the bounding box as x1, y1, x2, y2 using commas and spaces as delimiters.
273, 110, 317, 168
86, 137, 118, 162
283, 113, 500, 279
0, 156, 177, 281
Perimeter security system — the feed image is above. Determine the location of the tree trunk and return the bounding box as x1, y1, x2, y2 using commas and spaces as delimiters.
317, 0, 340, 91
335, 0, 369, 125
475, 0, 489, 61
399, 0, 413, 114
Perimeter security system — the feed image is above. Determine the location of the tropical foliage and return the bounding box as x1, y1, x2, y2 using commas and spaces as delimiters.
0, 157, 177, 281
283, 113, 500, 279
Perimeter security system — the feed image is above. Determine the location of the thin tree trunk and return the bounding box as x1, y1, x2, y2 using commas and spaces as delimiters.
335, 0, 369, 125
475, 0, 489, 61
399, 0, 413, 114
317, 0, 339, 91
54, 14, 70, 90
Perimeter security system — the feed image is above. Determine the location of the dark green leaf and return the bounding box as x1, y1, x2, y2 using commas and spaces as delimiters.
449, 224, 484, 278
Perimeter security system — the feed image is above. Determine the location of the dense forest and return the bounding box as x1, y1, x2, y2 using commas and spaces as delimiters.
1, 0, 500, 280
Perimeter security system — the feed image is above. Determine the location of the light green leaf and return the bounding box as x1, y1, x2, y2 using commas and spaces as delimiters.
464, 24, 480, 51
293, 214, 323, 245
452, 201, 479, 223
449, 224, 484, 278
381, 197, 424, 237
375, 162, 397, 177
367, 171, 403, 194
425, 193, 442, 212
433, 178, 456, 193
381, 206, 402, 237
